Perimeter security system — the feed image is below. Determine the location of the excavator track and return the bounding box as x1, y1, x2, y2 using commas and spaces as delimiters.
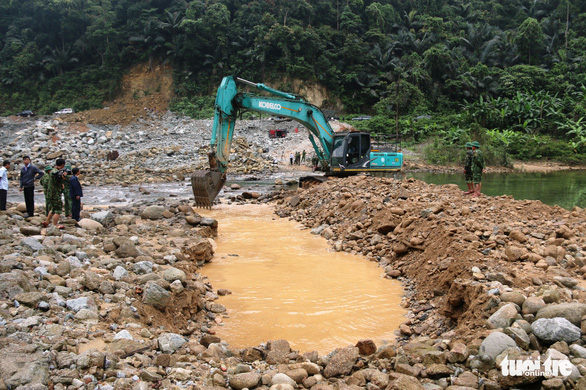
191, 169, 226, 208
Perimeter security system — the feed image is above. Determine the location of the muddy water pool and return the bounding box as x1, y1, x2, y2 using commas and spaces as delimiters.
200, 204, 405, 355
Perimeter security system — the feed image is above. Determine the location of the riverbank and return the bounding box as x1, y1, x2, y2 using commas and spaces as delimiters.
1, 176, 586, 388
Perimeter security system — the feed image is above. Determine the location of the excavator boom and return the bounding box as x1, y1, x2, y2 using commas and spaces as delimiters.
191, 75, 335, 207
191, 75, 403, 207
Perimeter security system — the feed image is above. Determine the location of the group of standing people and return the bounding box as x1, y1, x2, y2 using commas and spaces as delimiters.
289, 150, 306, 165
0, 156, 83, 227
463, 141, 485, 197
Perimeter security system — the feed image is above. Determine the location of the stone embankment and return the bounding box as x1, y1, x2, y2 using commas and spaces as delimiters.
269, 175, 586, 389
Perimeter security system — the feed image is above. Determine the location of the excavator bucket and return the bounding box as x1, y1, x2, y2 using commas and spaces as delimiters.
191, 169, 226, 208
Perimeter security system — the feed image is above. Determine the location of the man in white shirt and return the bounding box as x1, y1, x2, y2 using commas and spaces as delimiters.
0, 160, 10, 211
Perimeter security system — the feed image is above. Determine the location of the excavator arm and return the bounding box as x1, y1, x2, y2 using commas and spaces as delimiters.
191, 75, 336, 207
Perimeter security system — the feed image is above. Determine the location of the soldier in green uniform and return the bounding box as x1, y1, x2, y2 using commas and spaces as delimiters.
463, 142, 474, 194
62, 164, 72, 217
471, 141, 485, 197
42, 158, 68, 229
39, 165, 52, 216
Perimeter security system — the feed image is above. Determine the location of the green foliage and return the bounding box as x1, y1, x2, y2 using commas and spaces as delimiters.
169, 96, 215, 119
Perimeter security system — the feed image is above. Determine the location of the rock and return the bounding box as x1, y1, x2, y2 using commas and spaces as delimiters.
487, 303, 518, 329
21, 237, 45, 251
504, 326, 531, 350
19, 226, 42, 236
531, 318, 581, 343
75, 308, 99, 323
116, 242, 142, 258
142, 281, 171, 310
501, 292, 526, 307
478, 331, 518, 361
200, 217, 218, 227
535, 303, 586, 326
230, 372, 261, 390
266, 339, 291, 365
114, 330, 133, 340
183, 237, 214, 262
77, 218, 103, 230
447, 342, 469, 363
158, 333, 186, 353
387, 373, 424, 390
569, 344, 586, 358
66, 296, 97, 312
200, 335, 221, 348
504, 246, 524, 261
2, 357, 49, 388
185, 215, 201, 226
509, 230, 528, 243
323, 346, 359, 378
425, 364, 453, 378
91, 210, 115, 226
0, 270, 35, 299
355, 339, 377, 355
522, 296, 546, 315
141, 205, 166, 219
14, 292, 46, 307
271, 373, 297, 387
162, 267, 187, 283
113, 265, 128, 280
133, 261, 153, 274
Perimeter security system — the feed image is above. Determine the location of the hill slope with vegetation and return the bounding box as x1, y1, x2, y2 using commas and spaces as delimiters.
2, 0, 586, 165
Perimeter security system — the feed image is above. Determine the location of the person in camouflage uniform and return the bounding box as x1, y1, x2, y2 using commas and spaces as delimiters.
471, 141, 485, 197
463, 142, 474, 194
39, 165, 52, 216
62, 164, 72, 217
42, 158, 68, 229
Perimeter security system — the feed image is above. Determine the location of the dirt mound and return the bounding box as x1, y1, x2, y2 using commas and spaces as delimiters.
272, 176, 586, 339
68, 63, 174, 125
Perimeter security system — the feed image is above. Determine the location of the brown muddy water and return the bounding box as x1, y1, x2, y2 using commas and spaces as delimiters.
200, 204, 405, 355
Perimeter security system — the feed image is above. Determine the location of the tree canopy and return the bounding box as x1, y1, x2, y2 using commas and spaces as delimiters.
3, 0, 586, 162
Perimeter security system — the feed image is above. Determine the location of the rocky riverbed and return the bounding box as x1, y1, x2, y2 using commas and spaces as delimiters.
1, 114, 586, 389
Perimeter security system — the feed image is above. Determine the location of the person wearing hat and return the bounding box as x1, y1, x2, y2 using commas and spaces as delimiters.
463, 142, 474, 194
69, 167, 83, 222
471, 141, 485, 197
39, 165, 52, 215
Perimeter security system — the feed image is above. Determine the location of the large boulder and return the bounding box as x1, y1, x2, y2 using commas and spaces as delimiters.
141, 205, 166, 220
158, 333, 186, 353
531, 318, 581, 343
142, 281, 170, 310
183, 237, 214, 263
535, 303, 586, 326
323, 346, 359, 378
91, 210, 115, 227
77, 218, 104, 231
486, 303, 518, 329
478, 331, 518, 360
0, 270, 35, 299
229, 372, 261, 390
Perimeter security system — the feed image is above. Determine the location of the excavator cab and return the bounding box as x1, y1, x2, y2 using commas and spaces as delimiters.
331, 133, 371, 169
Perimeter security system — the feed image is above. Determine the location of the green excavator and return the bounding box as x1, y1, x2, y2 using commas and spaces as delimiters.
191, 76, 403, 207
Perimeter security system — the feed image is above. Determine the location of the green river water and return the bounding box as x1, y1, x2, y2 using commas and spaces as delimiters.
407, 170, 586, 210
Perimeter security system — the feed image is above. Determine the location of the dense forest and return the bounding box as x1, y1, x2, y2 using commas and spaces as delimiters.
2, 0, 586, 164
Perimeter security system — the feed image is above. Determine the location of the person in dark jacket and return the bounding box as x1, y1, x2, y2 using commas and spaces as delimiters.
69, 167, 83, 221
19, 156, 44, 217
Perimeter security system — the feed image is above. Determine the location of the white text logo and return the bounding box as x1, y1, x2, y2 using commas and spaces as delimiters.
500, 355, 573, 377
258, 101, 281, 110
